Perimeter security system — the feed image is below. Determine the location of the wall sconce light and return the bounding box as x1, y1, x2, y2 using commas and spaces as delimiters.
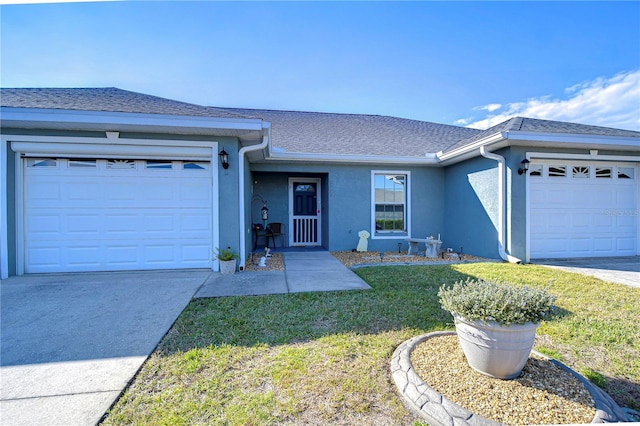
518, 158, 530, 175
219, 147, 229, 170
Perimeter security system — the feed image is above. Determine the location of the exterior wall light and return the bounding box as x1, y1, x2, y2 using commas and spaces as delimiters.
219, 147, 229, 169
518, 158, 530, 175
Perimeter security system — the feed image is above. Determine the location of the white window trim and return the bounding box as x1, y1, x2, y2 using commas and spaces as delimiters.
371, 170, 411, 239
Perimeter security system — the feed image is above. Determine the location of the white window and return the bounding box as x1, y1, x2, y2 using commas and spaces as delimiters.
372, 171, 409, 237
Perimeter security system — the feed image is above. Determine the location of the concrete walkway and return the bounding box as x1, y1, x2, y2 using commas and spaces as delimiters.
534, 256, 640, 288
195, 251, 371, 298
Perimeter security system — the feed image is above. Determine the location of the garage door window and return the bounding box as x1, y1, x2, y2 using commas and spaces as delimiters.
529, 164, 543, 176
572, 166, 589, 178
618, 167, 634, 179
548, 165, 566, 177
108, 159, 136, 169
146, 160, 173, 169
596, 167, 612, 178
27, 158, 57, 168
68, 159, 97, 168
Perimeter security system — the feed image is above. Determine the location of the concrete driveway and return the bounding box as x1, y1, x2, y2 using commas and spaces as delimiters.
534, 256, 640, 288
0, 269, 210, 426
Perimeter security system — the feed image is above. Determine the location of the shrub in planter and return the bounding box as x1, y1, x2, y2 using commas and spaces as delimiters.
215, 247, 240, 274
438, 278, 556, 379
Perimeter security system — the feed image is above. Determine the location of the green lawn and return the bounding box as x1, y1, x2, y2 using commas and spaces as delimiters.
102, 263, 640, 425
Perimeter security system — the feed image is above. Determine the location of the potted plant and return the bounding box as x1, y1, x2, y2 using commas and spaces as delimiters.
438, 278, 556, 379
215, 247, 240, 274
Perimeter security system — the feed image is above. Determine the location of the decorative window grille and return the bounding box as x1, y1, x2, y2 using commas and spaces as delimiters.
107, 159, 136, 169
548, 165, 566, 177
595, 167, 612, 178
572, 166, 589, 178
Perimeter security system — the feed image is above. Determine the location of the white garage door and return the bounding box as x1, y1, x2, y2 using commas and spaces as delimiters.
24, 158, 213, 273
529, 161, 638, 259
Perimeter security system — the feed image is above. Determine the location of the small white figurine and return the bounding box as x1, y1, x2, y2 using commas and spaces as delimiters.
258, 256, 267, 267
357, 230, 370, 252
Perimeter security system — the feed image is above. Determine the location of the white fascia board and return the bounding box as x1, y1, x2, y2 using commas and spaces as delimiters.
526, 151, 640, 162
266, 151, 440, 165
437, 132, 507, 164
437, 130, 640, 166
0, 107, 264, 132
505, 130, 640, 148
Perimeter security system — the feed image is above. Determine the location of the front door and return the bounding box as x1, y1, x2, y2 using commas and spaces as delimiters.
289, 178, 321, 246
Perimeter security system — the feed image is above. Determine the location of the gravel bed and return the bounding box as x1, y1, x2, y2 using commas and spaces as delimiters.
411, 334, 596, 425
244, 253, 284, 271
331, 251, 486, 268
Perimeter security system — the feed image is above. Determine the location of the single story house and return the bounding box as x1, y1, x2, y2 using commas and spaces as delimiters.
1, 87, 638, 278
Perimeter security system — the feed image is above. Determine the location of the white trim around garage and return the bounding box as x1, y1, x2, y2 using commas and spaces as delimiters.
3, 134, 220, 275
525, 151, 640, 262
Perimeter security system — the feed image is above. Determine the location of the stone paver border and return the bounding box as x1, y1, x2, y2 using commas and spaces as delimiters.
391, 331, 629, 426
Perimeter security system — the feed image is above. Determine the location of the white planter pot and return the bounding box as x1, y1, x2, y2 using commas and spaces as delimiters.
219, 259, 237, 274
453, 313, 539, 379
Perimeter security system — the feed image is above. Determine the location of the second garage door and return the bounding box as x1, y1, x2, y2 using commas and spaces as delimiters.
23, 158, 214, 273
529, 161, 638, 259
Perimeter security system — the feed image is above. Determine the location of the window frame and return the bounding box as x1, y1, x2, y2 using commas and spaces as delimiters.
371, 170, 411, 239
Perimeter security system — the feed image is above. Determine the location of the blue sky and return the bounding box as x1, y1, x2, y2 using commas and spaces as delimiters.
1, 1, 639, 130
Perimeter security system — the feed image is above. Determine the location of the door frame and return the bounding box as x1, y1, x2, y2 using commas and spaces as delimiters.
288, 177, 322, 246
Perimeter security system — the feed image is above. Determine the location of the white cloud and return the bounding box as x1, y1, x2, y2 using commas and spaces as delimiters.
473, 103, 502, 112
460, 70, 640, 131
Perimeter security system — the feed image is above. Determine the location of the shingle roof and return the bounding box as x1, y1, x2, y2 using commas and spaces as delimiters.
215, 107, 481, 157
443, 117, 640, 153
2, 88, 638, 159
0, 87, 252, 120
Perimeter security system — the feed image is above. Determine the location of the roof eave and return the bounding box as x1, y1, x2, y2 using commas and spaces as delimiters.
505, 130, 640, 150
437, 131, 640, 165
265, 151, 440, 165
0, 107, 267, 142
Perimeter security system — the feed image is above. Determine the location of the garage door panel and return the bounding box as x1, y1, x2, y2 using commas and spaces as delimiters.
569, 238, 592, 254
24, 158, 214, 273
617, 237, 636, 251
67, 246, 102, 267
530, 161, 638, 259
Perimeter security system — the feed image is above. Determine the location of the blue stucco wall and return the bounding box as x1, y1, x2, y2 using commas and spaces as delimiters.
444, 155, 501, 259
250, 162, 445, 252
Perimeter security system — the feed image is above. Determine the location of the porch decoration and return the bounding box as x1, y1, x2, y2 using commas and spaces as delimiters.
215, 247, 240, 274
438, 278, 556, 379
356, 230, 370, 252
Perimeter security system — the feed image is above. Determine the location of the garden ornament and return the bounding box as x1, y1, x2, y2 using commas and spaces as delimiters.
357, 230, 370, 252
